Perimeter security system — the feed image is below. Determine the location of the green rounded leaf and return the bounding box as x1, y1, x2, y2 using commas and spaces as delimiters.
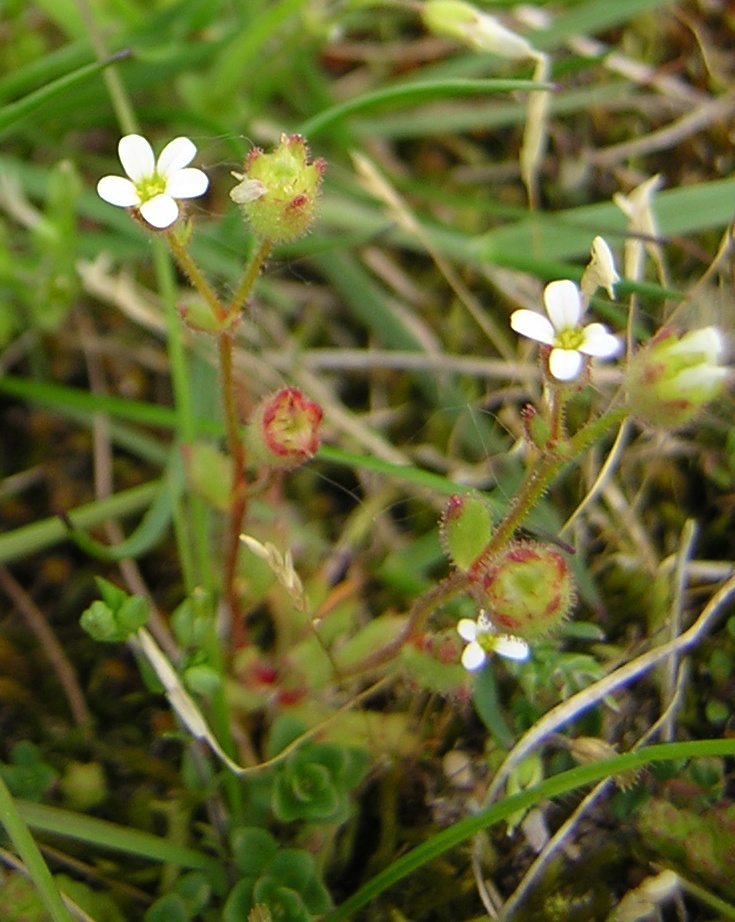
440, 494, 493, 571
253, 879, 310, 922
231, 827, 278, 877
144, 893, 189, 922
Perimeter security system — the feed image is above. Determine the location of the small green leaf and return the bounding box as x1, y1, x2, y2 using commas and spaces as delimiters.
440, 494, 493, 571
231, 827, 277, 877
253, 879, 310, 922
117, 595, 149, 634
224, 880, 256, 922
144, 893, 189, 922
183, 664, 221, 696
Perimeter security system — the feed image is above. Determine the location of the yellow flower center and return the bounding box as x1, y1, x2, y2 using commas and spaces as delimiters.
136, 173, 167, 203
555, 327, 584, 351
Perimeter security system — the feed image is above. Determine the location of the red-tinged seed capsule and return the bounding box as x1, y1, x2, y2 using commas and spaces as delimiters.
468, 539, 575, 641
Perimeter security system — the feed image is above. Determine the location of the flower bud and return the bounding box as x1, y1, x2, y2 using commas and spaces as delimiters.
625, 326, 728, 428
80, 592, 149, 643
246, 387, 323, 470
468, 540, 575, 641
422, 0, 533, 59
230, 134, 325, 242
580, 235, 619, 301
440, 494, 493, 571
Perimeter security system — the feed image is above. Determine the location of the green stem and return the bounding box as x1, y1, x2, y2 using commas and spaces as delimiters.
477, 403, 629, 559
346, 570, 470, 675
225, 238, 273, 316
153, 240, 213, 594
219, 331, 249, 648
0, 773, 74, 922
548, 384, 566, 443
166, 232, 226, 322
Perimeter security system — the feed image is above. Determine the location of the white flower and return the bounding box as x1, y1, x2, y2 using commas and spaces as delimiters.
457, 611, 529, 671
97, 134, 209, 229
510, 279, 621, 381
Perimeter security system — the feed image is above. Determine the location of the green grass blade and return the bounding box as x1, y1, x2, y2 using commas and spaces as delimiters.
63, 454, 183, 562
0, 50, 131, 136
533, 0, 677, 49
474, 176, 735, 267
16, 800, 219, 874
0, 482, 159, 565
0, 776, 74, 922
323, 739, 735, 922
297, 78, 547, 138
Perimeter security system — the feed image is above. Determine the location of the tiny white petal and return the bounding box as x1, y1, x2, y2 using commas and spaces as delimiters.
461, 642, 487, 671
670, 365, 728, 391
97, 175, 140, 207
667, 327, 724, 360
157, 136, 197, 176
473, 13, 533, 59
140, 194, 179, 229
167, 167, 209, 198
510, 309, 555, 345
230, 177, 266, 205
549, 348, 583, 380
580, 323, 621, 358
118, 134, 155, 181
581, 236, 620, 299
544, 279, 582, 330
457, 618, 479, 642
492, 635, 530, 661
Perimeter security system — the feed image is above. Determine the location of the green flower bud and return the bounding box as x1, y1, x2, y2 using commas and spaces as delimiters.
80, 601, 121, 642
230, 134, 325, 242
80, 582, 149, 642
626, 326, 728, 428
422, 0, 533, 58
468, 540, 575, 641
246, 387, 323, 471
440, 494, 493, 571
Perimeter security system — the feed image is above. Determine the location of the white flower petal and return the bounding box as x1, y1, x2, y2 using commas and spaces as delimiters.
580, 323, 621, 358
167, 167, 209, 199
118, 134, 155, 182
492, 635, 530, 661
96, 175, 140, 207
667, 327, 724, 361
549, 348, 583, 381
139, 194, 179, 229
473, 13, 533, 59
544, 279, 581, 330
230, 177, 266, 205
670, 365, 728, 392
461, 642, 487, 671
510, 309, 555, 345
457, 618, 479, 642
581, 236, 620, 299
157, 136, 197, 176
